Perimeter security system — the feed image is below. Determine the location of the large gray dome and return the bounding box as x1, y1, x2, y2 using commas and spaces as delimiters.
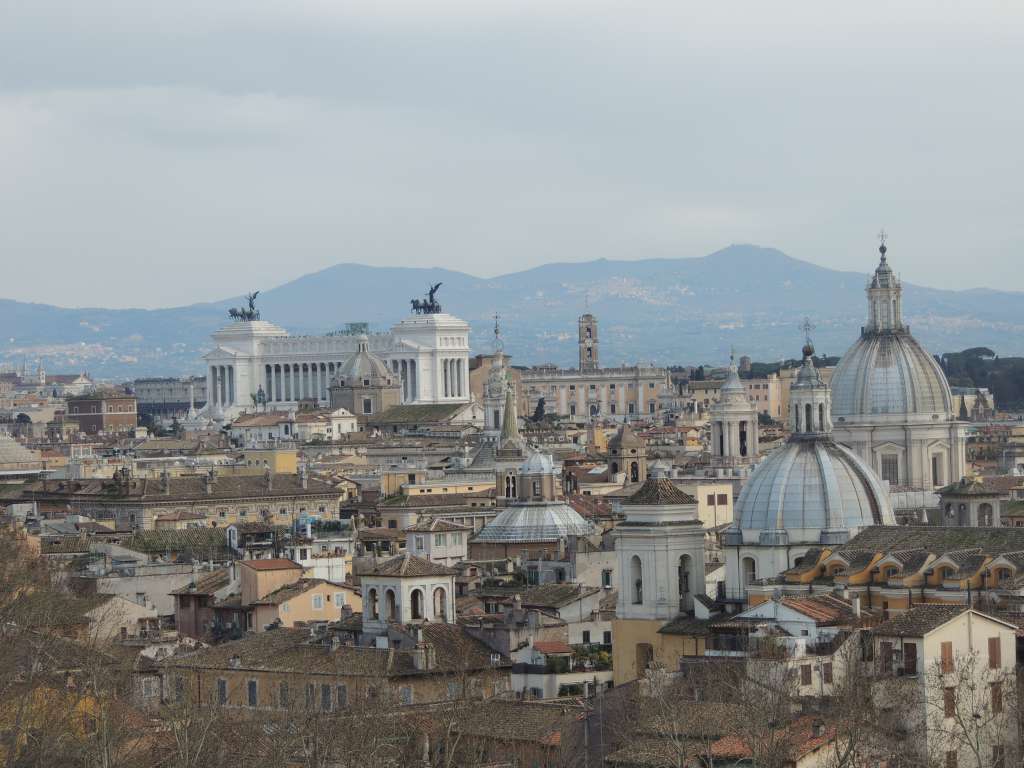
831, 331, 953, 421
734, 437, 894, 545
472, 502, 595, 543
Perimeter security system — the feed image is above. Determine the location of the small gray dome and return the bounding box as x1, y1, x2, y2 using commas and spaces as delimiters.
520, 452, 555, 476
734, 438, 894, 544
336, 335, 392, 384
473, 502, 596, 543
831, 331, 953, 420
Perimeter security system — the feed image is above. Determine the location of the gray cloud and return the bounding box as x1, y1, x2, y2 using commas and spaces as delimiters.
2, 1, 1023, 307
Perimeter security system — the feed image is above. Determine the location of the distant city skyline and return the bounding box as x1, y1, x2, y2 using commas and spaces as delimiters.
3, 1, 1024, 307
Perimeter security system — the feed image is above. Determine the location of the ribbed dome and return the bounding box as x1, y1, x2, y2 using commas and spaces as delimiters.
734, 437, 894, 545
831, 331, 953, 420
336, 335, 392, 384
472, 502, 596, 543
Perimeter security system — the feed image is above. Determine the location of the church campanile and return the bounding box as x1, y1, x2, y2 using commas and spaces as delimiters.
578, 313, 598, 371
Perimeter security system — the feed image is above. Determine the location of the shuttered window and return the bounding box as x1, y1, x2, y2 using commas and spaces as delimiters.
903, 642, 918, 676
989, 637, 1001, 669
801, 665, 812, 685
944, 687, 956, 718
941, 641, 954, 674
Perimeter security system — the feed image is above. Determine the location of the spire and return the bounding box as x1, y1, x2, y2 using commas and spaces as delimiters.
499, 382, 522, 448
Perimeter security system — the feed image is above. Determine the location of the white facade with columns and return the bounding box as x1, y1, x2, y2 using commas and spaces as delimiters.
202, 311, 471, 421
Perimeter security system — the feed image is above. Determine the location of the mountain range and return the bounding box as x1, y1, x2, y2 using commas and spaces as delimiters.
3, 245, 1023, 380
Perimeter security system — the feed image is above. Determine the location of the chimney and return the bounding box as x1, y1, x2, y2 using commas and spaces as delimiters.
852, 595, 861, 619
811, 719, 825, 738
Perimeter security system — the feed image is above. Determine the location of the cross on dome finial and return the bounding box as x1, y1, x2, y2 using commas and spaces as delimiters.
878, 228, 888, 259
730, 345, 736, 365
493, 312, 503, 353
800, 317, 816, 358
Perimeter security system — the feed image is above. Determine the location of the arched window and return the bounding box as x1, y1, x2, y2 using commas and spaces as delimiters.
794, 405, 801, 432
433, 587, 448, 621
630, 461, 640, 483
610, 461, 619, 475
805, 404, 813, 433
742, 557, 756, 588
979, 503, 994, 527
818, 404, 825, 431
678, 555, 691, 610
368, 588, 378, 619
630, 556, 643, 604
410, 589, 424, 620
385, 589, 398, 621
739, 422, 748, 457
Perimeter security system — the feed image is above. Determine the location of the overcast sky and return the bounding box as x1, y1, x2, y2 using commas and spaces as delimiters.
2, 1, 1023, 308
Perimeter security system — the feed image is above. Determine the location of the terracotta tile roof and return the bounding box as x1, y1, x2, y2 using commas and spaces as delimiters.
448, 701, 583, 745
624, 478, 697, 506
658, 616, 713, 636
171, 568, 230, 595
843, 526, 1024, 557
239, 558, 302, 572
357, 526, 408, 541
404, 518, 471, 533
872, 604, 969, 637
779, 595, 865, 624
516, 583, 601, 609
709, 717, 835, 761
364, 553, 457, 578
40, 535, 91, 555
117, 528, 233, 559
252, 578, 345, 605
532, 641, 573, 655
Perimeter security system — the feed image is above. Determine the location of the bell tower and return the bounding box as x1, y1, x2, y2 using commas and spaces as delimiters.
578, 313, 598, 372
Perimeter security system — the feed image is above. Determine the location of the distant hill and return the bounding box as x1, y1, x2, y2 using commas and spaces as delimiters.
3, 245, 1023, 379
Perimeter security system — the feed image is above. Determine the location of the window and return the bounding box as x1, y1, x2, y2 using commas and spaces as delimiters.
334, 592, 345, 607
450, 533, 462, 545
279, 682, 289, 708
312, 594, 324, 610
903, 642, 917, 676
247, 679, 258, 708
707, 494, 715, 506
989, 637, 1001, 668
336, 684, 347, 707
435, 533, 444, 547
631, 555, 643, 604
944, 687, 956, 718
716, 493, 728, 505
415, 536, 424, 550
946, 751, 958, 768
305, 684, 315, 709
400, 687, 414, 705
321, 684, 332, 712
217, 679, 228, 706
822, 662, 833, 684
447, 681, 462, 699
880, 454, 899, 485
602, 569, 612, 588
582, 631, 591, 644
800, 665, 812, 685
362, 398, 373, 415
941, 641, 954, 674
603, 631, 612, 645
